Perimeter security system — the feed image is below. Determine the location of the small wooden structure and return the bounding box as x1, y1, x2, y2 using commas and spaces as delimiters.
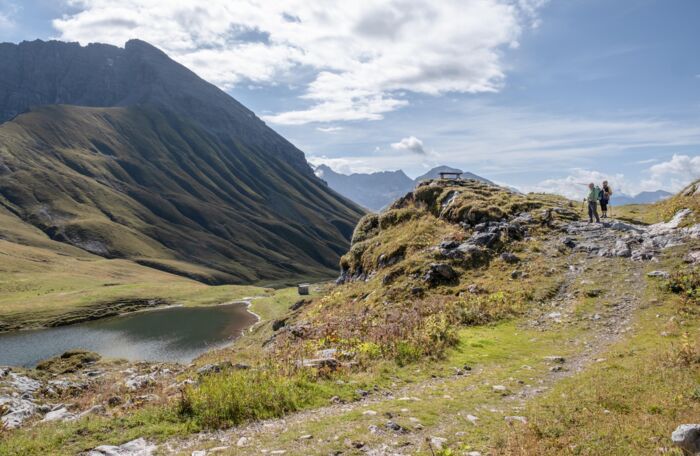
439, 171, 462, 180
297, 283, 310, 295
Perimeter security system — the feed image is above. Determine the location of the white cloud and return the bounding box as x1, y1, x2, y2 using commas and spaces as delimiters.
0, 1, 18, 30
316, 126, 344, 133
391, 136, 426, 155
523, 154, 700, 199
645, 154, 700, 191
53, 0, 546, 124
524, 169, 630, 200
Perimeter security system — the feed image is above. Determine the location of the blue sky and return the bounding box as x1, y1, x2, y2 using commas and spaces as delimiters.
1, 0, 699, 197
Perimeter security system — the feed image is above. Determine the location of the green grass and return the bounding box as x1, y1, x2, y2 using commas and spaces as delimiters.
0, 237, 269, 331
0, 104, 363, 285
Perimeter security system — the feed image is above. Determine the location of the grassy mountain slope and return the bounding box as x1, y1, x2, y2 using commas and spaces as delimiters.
2, 180, 699, 455
0, 105, 363, 285
0, 204, 267, 331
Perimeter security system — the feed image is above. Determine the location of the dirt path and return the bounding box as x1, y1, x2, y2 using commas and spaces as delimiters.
156, 219, 662, 456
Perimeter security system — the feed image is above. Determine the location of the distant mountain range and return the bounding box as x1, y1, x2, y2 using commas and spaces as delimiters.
315, 164, 494, 211
0, 39, 364, 284
613, 190, 673, 205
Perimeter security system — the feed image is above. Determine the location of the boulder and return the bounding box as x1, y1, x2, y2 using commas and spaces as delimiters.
423, 263, 458, 284
86, 438, 157, 456
671, 424, 700, 455
647, 271, 670, 279
500, 252, 520, 264
685, 251, 700, 265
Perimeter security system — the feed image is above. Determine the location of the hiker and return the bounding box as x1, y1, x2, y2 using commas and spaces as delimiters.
600, 180, 613, 218
586, 182, 601, 223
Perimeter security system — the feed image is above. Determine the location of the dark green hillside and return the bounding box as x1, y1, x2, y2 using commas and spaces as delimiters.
0, 105, 364, 284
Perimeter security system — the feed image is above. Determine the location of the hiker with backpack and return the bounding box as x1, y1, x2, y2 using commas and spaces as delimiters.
599, 180, 613, 218
586, 182, 601, 223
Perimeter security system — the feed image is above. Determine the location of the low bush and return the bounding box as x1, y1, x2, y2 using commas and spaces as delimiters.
664, 267, 700, 306
179, 368, 323, 428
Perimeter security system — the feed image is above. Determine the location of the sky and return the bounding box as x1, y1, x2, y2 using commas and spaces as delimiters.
1, 0, 699, 198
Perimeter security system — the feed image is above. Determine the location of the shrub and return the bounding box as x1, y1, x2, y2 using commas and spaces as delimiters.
455, 291, 524, 326
665, 268, 700, 305
179, 369, 322, 428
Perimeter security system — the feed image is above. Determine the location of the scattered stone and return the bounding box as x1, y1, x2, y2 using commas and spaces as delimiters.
78, 405, 107, 419
191, 451, 206, 456
430, 437, 447, 450
544, 356, 566, 364
647, 270, 670, 279
423, 263, 458, 284
125, 375, 155, 391
85, 437, 157, 456
355, 389, 369, 397
585, 289, 602, 298
107, 396, 123, 407
272, 319, 287, 331
671, 424, 700, 455
41, 407, 76, 423
385, 420, 406, 433
510, 270, 524, 279
466, 414, 479, 425
197, 362, 234, 376
500, 252, 520, 264
236, 437, 250, 447
467, 452, 483, 456
299, 358, 339, 370
685, 251, 700, 265
492, 385, 508, 394
561, 237, 576, 248
505, 416, 528, 424
298, 434, 313, 440
363, 410, 378, 416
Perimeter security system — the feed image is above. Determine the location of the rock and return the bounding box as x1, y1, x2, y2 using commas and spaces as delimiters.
191, 451, 206, 456
469, 232, 499, 248
298, 434, 313, 440
430, 437, 447, 450
0, 366, 10, 378
671, 424, 700, 454
41, 407, 75, 422
500, 252, 520, 263
86, 438, 157, 456
125, 375, 155, 391
585, 289, 602, 297
647, 270, 670, 279
107, 396, 123, 407
511, 270, 524, 279
505, 416, 528, 424
423, 263, 458, 284
355, 389, 369, 397
272, 319, 287, 331
492, 385, 508, 394
561, 237, 576, 248
685, 251, 700, 265
236, 437, 250, 447
466, 414, 479, 425
290, 299, 310, 311
316, 348, 338, 359
8, 373, 41, 394
299, 358, 339, 370
440, 240, 460, 250
385, 420, 406, 433
544, 356, 565, 363
0, 396, 37, 429
79, 405, 107, 419
197, 362, 233, 376
467, 452, 483, 456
